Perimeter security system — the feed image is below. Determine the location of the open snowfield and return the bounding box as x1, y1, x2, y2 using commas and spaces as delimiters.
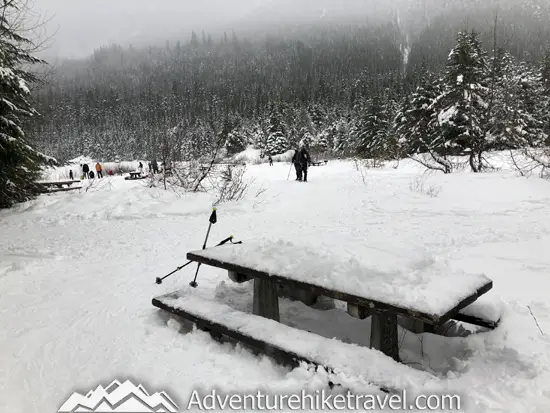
2, 154, 550, 412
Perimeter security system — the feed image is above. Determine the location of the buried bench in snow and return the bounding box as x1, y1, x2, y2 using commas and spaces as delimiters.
36, 180, 81, 193
124, 171, 147, 180
396, 296, 502, 336
152, 291, 437, 393
177, 239, 495, 363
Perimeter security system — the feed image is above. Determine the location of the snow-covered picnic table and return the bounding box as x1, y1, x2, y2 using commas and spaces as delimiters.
36, 180, 82, 193
154, 239, 494, 370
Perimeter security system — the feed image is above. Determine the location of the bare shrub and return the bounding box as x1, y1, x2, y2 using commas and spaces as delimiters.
353, 158, 368, 185
252, 185, 267, 209
511, 148, 550, 178
408, 152, 454, 174
409, 173, 442, 198
212, 164, 253, 205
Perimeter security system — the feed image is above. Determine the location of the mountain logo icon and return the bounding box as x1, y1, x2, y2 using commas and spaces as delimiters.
58, 379, 178, 412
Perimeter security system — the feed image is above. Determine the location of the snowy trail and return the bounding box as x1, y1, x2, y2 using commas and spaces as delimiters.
2, 159, 550, 412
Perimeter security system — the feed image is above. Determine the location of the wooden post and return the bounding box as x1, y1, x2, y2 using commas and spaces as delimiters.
370, 312, 400, 362
253, 278, 280, 321
347, 303, 371, 319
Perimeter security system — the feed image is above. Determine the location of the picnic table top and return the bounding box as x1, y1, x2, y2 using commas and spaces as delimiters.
37, 180, 80, 185
187, 239, 493, 324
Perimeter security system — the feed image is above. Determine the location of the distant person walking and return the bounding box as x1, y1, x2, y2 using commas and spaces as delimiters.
82, 163, 90, 179
268, 155, 273, 166
69, 170, 74, 180
291, 143, 311, 182
151, 159, 159, 174
95, 162, 103, 178
291, 149, 302, 181
138, 162, 144, 175
297, 143, 311, 182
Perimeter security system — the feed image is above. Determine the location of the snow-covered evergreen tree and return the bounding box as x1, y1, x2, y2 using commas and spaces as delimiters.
314, 129, 330, 153
433, 31, 489, 172
395, 65, 443, 157
0, 2, 51, 208
487, 52, 545, 149
354, 94, 390, 159
332, 118, 351, 155
300, 129, 314, 149
265, 105, 288, 155
540, 54, 550, 140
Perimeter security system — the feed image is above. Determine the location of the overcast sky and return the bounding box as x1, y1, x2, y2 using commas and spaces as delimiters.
36, 0, 532, 59
36, 0, 412, 59
37, 0, 270, 58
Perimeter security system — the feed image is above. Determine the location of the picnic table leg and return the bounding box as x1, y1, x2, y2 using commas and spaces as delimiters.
253, 278, 280, 322
370, 312, 400, 362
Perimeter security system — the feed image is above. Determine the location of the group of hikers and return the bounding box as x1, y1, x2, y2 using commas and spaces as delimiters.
71, 150, 312, 182
71, 160, 161, 180
71, 162, 105, 180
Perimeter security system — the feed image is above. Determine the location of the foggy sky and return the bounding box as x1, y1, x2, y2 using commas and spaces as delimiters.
36, 0, 536, 59
38, 0, 270, 58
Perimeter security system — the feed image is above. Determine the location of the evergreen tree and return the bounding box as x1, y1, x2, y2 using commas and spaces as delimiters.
435, 31, 489, 172
487, 53, 544, 149
354, 94, 389, 159
314, 129, 330, 153
332, 118, 351, 154
0, 1, 51, 208
395, 64, 443, 157
540, 54, 550, 139
265, 105, 287, 155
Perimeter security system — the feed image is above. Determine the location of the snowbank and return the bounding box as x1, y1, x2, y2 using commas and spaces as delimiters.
231, 147, 294, 165
2, 155, 550, 413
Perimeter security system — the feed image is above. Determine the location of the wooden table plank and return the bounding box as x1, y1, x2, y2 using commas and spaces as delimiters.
187, 241, 493, 325
152, 291, 436, 391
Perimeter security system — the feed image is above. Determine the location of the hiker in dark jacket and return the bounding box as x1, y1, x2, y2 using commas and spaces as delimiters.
151, 159, 159, 174
291, 149, 302, 181
297, 144, 311, 182
82, 163, 89, 179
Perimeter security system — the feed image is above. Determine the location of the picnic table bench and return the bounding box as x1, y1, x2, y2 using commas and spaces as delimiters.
310, 160, 328, 166
125, 171, 147, 180
36, 180, 82, 193
152, 240, 497, 383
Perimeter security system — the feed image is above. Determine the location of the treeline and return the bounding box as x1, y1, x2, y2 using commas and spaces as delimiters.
28, 6, 550, 168
30, 23, 406, 161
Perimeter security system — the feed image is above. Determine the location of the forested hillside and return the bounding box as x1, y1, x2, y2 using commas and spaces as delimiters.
29, 0, 550, 166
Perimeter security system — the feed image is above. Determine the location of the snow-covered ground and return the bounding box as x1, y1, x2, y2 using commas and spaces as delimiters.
1, 154, 550, 412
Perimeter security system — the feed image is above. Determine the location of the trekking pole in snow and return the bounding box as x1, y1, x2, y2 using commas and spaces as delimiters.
189, 207, 217, 288
155, 236, 240, 285
287, 163, 292, 180
155, 260, 193, 284
188, 234, 242, 288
